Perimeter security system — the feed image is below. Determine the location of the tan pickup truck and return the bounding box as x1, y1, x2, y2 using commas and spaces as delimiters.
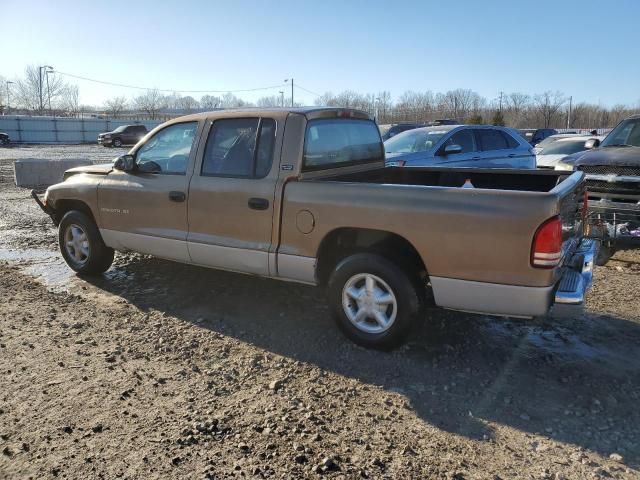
34, 107, 597, 349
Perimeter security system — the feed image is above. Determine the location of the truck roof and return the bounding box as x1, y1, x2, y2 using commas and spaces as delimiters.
171, 107, 372, 124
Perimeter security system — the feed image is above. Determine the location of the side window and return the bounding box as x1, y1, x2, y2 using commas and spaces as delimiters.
445, 129, 476, 153
476, 129, 509, 151
201, 118, 276, 178
256, 119, 276, 177
135, 122, 198, 175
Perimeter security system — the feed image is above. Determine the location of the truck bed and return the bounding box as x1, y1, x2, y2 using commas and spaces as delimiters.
320, 166, 572, 192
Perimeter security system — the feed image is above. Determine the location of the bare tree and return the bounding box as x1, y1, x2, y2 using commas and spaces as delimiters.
60, 85, 80, 117
533, 91, 566, 128
257, 95, 281, 107
134, 89, 166, 119
376, 91, 392, 123
177, 96, 199, 112
104, 96, 128, 118
220, 92, 245, 108
200, 95, 221, 110
13, 65, 68, 113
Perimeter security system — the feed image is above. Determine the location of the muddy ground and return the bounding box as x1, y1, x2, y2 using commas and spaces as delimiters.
1, 145, 639, 479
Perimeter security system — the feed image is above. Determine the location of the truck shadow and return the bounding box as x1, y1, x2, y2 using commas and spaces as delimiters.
87, 253, 640, 468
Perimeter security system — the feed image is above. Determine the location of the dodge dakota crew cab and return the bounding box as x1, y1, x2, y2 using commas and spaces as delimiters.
33, 107, 597, 349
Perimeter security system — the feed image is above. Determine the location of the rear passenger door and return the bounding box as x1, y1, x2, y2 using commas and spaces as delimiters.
187, 117, 278, 275
474, 128, 526, 168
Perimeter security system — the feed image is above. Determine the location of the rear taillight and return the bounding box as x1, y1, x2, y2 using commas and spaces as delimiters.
531, 216, 562, 268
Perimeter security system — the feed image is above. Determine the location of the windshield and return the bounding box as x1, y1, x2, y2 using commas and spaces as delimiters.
601, 118, 640, 147
113, 126, 127, 133
384, 128, 449, 154
539, 139, 590, 156
303, 118, 383, 171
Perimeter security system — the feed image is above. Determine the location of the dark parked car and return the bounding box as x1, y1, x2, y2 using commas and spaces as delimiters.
98, 125, 148, 148
428, 119, 459, 126
519, 128, 558, 146
0, 132, 10, 145
570, 115, 640, 263
379, 123, 425, 141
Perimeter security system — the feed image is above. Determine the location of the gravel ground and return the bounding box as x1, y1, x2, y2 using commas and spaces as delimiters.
1, 146, 639, 479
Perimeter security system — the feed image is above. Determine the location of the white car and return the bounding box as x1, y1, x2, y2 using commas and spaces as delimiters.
535, 135, 603, 169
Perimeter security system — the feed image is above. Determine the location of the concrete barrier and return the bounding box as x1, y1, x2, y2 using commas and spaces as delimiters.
13, 158, 93, 187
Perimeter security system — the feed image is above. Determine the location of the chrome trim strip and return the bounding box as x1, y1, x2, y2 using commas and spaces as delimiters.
586, 174, 640, 183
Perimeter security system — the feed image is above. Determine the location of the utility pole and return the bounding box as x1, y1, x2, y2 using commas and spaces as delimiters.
499, 91, 504, 112
284, 78, 294, 107
45, 70, 53, 116
567, 96, 572, 129
38, 65, 53, 115
278, 90, 284, 107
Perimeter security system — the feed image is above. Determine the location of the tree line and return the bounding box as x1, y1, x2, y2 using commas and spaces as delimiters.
2, 65, 638, 128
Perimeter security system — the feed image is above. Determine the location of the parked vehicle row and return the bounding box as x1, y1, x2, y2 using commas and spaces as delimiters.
34, 107, 595, 349
0, 132, 10, 146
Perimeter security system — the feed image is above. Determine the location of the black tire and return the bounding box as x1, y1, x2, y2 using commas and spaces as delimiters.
58, 210, 114, 275
327, 253, 426, 350
113, 138, 123, 147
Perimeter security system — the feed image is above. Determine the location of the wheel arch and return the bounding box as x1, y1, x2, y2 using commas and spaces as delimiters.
53, 199, 98, 226
315, 227, 428, 286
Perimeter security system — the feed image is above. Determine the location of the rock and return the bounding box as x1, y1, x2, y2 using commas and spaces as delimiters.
609, 453, 623, 463
238, 442, 250, 452
62, 426, 73, 434
269, 379, 284, 391
92, 424, 103, 433
2, 446, 13, 457
171, 456, 182, 466
294, 454, 308, 464
321, 456, 339, 471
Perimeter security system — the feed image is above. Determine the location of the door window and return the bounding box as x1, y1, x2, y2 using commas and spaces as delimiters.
476, 129, 509, 151
201, 118, 275, 178
444, 129, 476, 153
135, 122, 198, 174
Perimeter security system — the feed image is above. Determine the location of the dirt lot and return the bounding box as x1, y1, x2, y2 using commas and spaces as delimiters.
1, 145, 639, 479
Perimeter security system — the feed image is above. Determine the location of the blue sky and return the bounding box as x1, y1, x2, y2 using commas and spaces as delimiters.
3, 0, 639, 107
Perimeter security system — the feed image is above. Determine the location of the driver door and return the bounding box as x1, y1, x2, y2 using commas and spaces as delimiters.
97, 121, 201, 262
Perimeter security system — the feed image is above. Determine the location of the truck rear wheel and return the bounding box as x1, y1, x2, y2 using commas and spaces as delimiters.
59, 210, 114, 275
327, 253, 426, 350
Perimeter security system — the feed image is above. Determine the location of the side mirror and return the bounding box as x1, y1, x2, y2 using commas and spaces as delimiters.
113, 154, 135, 172
443, 144, 463, 155
584, 138, 600, 149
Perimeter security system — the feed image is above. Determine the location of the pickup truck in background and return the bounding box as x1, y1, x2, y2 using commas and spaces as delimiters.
34, 108, 596, 349
569, 115, 640, 264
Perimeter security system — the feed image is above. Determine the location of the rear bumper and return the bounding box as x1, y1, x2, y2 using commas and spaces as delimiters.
430, 238, 598, 318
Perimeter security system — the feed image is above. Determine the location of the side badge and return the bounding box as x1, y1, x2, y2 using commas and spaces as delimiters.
281, 164, 294, 171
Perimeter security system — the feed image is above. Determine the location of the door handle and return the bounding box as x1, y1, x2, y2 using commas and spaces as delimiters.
169, 191, 186, 202
248, 197, 269, 210
472, 156, 481, 160
508, 153, 517, 158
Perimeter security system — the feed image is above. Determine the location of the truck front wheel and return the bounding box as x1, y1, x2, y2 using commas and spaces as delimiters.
327, 253, 426, 350
59, 210, 114, 275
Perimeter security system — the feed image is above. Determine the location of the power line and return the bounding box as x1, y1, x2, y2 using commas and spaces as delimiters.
294, 84, 323, 97
54, 70, 286, 94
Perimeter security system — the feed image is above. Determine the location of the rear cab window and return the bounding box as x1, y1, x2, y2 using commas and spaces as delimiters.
303, 119, 383, 171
